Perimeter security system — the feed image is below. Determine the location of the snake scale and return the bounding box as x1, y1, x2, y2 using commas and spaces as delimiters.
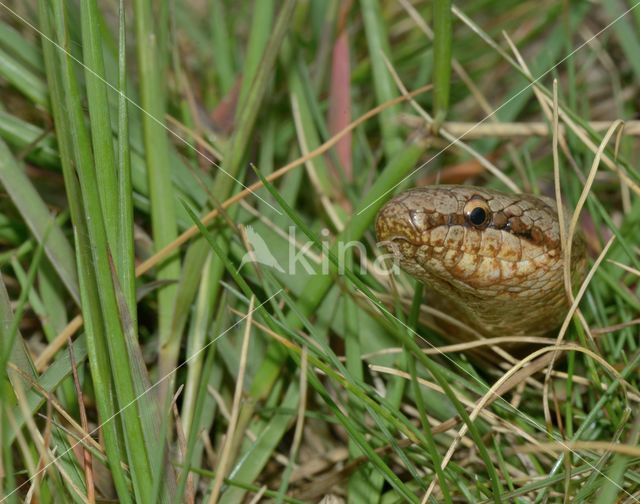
375, 185, 587, 342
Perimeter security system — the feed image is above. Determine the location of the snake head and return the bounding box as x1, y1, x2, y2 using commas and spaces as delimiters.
375, 185, 590, 337
376, 185, 584, 295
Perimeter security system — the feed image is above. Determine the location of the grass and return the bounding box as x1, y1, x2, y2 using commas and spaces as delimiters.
1, 0, 640, 502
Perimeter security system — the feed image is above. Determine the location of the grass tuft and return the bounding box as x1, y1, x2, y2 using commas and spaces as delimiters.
1, 1, 640, 501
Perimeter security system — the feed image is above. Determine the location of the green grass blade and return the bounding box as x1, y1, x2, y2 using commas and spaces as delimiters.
360, 0, 403, 158
0, 138, 79, 303
80, 0, 118, 250
116, 0, 136, 329
132, 0, 181, 385
433, 0, 453, 125
0, 46, 48, 107
210, 0, 235, 95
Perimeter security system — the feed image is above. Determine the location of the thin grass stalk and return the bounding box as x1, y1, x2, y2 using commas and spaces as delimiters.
132, 0, 181, 389
433, 0, 452, 126
210, 0, 235, 95
180, 253, 215, 434
80, 0, 118, 248
1, 281, 20, 502
344, 289, 371, 499
235, 0, 274, 112
360, 0, 402, 158
207, 297, 254, 504
274, 346, 308, 503
116, 0, 136, 331
174, 300, 228, 500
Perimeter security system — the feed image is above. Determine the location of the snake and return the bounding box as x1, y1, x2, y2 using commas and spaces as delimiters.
375, 185, 588, 342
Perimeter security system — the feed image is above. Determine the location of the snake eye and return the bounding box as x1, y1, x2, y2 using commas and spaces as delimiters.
464, 198, 491, 228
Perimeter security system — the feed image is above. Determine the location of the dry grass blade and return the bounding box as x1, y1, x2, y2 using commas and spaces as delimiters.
513, 441, 640, 458
208, 296, 255, 504
399, 118, 640, 138
607, 259, 640, 278
68, 341, 95, 504
542, 119, 624, 427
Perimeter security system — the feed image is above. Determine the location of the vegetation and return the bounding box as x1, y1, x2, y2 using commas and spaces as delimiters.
1, 0, 639, 502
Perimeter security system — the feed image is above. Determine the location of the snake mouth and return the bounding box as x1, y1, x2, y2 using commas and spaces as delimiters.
377, 234, 414, 247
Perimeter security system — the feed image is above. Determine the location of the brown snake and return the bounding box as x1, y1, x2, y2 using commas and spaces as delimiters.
375, 185, 588, 341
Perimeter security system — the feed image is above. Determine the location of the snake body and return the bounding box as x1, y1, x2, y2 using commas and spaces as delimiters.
375, 185, 587, 340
